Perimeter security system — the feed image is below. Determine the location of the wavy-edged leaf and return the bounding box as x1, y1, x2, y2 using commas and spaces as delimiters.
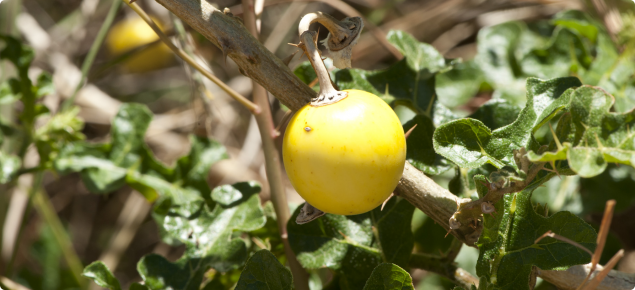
0, 79, 20, 105
363, 263, 414, 290
434, 77, 582, 169
433, 118, 509, 168
476, 184, 596, 290
139, 182, 266, 289
527, 85, 635, 177
386, 30, 447, 74
235, 249, 293, 290
82, 261, 122, 290
155, 182, 266, 271
287, 206, 382, 289
0, 35, 35, 73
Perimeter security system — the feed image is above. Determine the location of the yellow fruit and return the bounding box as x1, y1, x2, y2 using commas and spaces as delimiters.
106, 16, 173, 73
283, 89, 406, 215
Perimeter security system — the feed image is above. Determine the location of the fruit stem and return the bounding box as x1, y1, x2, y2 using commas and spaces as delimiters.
298, 31, 347, 106
298, 12, 363, 69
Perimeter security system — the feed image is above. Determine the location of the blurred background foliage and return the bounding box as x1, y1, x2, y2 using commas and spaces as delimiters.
1, 0, 635, 289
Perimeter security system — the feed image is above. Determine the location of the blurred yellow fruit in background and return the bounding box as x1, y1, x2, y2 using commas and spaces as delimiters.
106, 16, 173, 73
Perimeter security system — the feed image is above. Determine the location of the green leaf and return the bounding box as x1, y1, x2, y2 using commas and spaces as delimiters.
436, 61, 484, 108
154, 182, 266, 271
82, 261, 122, 290
520, 28, 591, 80
0, 79, 20, 104
473, 10, 625, 106
0, 151, 21, 184
176, 135, 229, 195
467, 99, 521, 131
35, 106, 85, 168
403, 114, 451, 175
139, 182, 266, 289
476, 185, 596, 290
54, 104, 227, 199
363, 263, 414, 290
526, 85, 635, 177
235, 249, 293, 290
434, 77, 581, 169
433, 118, 509, 168
55, 142, 127, 193
287, 206, 382, 289
0, 35, 35, 73
386, 30, 447, 74
137, 254, 206, 290
35, 72, 54, 98
475, 22, 525, 96
110, 104, 153, 168
596, 44, 635, 113
371, 198, 415, 268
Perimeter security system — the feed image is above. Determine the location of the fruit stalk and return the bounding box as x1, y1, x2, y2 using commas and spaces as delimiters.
298, 12, 363, 69
298, 31, 347, 106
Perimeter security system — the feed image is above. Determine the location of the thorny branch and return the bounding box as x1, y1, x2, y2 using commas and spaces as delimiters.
149, 0, 635, 288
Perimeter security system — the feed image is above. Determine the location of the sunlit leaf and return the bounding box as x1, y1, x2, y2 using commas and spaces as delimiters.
434, 77, 581, 169
82, 261, 122, 290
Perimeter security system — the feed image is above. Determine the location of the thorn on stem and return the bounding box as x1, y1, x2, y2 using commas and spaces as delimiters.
381, 193, 394, 211
404, 124, 418, 139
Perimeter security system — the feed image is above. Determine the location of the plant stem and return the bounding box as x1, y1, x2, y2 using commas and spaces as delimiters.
62, 0, 122, 112
241, 0, 310, 288
123, 0, 261, 114
6, 171, 41, 276
32, 186, 86, 288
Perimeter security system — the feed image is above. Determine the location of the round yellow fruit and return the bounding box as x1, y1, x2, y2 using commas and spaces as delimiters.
283, 89, 406, 215
106, 16, 173, 73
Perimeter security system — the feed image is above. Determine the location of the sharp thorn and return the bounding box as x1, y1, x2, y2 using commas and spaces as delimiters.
381, 193, 394, 211
404, 124, 418, 139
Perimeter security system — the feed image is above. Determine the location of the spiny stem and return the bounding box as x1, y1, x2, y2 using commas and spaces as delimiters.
298, 31, 347, 106
123, 0, 261, 114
